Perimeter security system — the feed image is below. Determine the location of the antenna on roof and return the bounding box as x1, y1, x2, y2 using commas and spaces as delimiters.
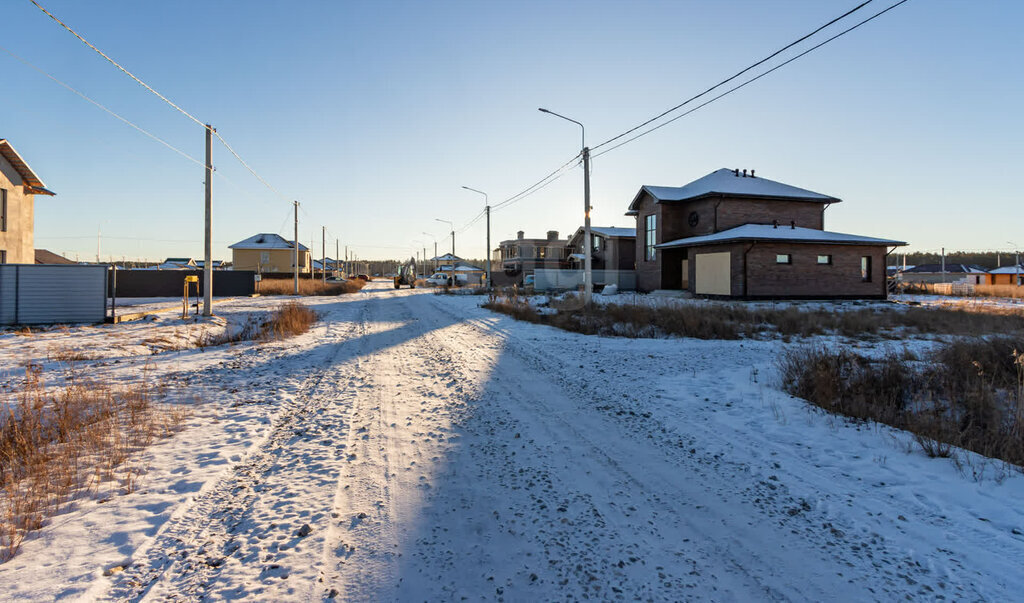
733, 168, 739, 177
751, 170, 755, 178
742, 169, 747, 177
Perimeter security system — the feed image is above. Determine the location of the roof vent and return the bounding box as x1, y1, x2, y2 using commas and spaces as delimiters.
772, 220, 778, 229
751, 169, 755, 178
517, 230, 524, 240
742, 169, 747, 178
733, 168, 739, 177
256, 235, 264, 244
790, 220, 795, 230
547, 230, 559, 241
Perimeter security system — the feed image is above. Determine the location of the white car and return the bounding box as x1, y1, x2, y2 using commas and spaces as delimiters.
426, 272, 466, 286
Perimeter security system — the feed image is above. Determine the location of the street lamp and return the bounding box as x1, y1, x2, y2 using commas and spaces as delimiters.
422, 232, 438, 273
539, 107, 592, 304
435, 218, 455, 257
462, 186, 491, 288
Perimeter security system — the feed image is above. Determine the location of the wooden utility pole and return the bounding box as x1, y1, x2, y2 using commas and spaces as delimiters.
293, 200, 299, 295
335, 239, 339, 277
322, 226, 326, 283
203, 124, 214, 316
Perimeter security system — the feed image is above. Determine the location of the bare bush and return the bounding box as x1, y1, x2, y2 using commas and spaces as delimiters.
0, 365, 186, 561
258, 278, 364, 296
779, 338, 1024, 475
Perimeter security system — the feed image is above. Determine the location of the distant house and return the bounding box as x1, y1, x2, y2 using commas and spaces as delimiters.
627, 168, 905, 298
497, 230, 568, 285
986, 265, 1023, 286
437, 262, 485, 285
194, 259, 224, 270
430, 253, 461, 269
566, 226, 636, 271
0, 139, 55, 264
229, 233, 310, 274
34, 249, 75, 265
899, 263, 988, 285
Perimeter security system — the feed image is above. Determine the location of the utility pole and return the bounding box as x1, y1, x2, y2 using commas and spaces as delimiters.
941, 247, 946, 283
322, 226, 326, 283
434, 241, 438, 273
96, 226, 100, 264
293, 200, 299, 295
486, 204, 491, 288
336, 239, 339, 276
582, 146, 592, 304
203, 124, 214, 317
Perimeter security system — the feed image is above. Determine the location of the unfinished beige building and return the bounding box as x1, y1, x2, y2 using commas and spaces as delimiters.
0, 140, 55, 264
229, 233, 310, 274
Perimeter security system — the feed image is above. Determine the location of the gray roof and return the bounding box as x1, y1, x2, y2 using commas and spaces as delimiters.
656, 224, 905, 249
430, 253, 462, 261
989, 264, 1024, 274
627, 168, 838, 214
229, 233, 309, 251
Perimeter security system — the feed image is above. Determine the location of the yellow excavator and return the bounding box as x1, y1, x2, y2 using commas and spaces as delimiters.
393, 258, 417, 289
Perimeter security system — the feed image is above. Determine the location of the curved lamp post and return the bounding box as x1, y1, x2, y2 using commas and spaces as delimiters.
539, 107, 592, 304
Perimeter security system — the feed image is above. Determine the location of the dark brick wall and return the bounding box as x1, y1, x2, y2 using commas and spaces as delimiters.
686, 243, 887, 298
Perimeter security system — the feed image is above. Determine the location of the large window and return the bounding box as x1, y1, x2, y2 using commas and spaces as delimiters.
861, 256, 872, 282
0, 188, 6, 232
592, 235, 602, 252
645, 214, 657, 261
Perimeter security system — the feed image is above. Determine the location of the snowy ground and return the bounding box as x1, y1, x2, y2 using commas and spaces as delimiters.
1, 281, 1023, 601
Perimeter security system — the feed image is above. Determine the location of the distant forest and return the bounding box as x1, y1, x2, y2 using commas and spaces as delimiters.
893, 251, 1021, 269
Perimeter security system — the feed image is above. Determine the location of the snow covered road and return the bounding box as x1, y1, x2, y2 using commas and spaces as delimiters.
4, 280, 1024, 601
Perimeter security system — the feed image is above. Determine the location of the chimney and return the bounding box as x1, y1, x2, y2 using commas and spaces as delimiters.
751, 169, 755, 178
742, 169, 747, 177
772, 220, 778, 229
733, 168, 739, 177
547, 230, 559, 241
517, 230, 524, 240
790, 221, 795, 229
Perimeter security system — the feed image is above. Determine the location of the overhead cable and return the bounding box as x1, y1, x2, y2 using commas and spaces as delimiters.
591, 0, 876, 152
593, 0, 910, 159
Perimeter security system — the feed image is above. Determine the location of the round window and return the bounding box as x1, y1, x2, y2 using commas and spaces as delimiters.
687, 211, 699, 227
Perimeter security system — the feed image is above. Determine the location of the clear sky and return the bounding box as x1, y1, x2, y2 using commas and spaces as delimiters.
2, 0, 1021, 263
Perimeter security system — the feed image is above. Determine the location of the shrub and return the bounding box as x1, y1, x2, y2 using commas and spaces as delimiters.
779, 338, 1024, 474
0, 365, 186, 561
258, 278, 364, 296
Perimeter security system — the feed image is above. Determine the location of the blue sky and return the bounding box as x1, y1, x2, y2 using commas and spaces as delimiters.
3, 0, 1021, 263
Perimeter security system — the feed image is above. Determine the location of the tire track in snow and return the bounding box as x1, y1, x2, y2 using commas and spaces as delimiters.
98, 300, 367, 601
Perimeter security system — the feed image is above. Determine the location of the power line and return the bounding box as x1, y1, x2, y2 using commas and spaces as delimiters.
0, 44, 204, 167
491, 154, 582, 213
592, 0, 876, 152
593, 0, 911, 159
29, 0, 206, 128
30, 0, 294, 205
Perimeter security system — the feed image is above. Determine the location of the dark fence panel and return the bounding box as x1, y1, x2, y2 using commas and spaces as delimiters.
109, 270, 256, 298
0, 264, 107, 325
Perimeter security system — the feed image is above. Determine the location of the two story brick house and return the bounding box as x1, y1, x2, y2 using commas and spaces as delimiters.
497, 230, 568, 285
0, 140, 55, 264
566, 226, 636, 271
626, 168, 905, 299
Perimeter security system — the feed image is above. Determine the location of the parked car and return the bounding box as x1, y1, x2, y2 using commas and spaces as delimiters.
426, 272, 468, 286
325, 276, 348, 283
523, 274, 535, 287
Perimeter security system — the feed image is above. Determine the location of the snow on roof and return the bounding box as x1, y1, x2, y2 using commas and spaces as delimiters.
439, 263, 483, 272
627, 168, 839, 214
229, 233, 309, 251
989, 265, 1024, 274
431, 253, 462, 261
656, 224, 906, 249
591, 226, 635, 238
902, 263, 988, 274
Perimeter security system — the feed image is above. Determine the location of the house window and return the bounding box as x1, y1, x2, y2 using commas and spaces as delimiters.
592, 235, 602, 252
0, 188, 6, 232
0, 250, 5, 264
776, 254, 792, 264
260, 251, 270, 264
538, 247, 547, 259
645, 214, 656, 261
861, 256, 872, 281
817, 254, 832, 265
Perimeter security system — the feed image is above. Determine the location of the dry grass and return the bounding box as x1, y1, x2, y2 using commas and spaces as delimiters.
482, 292, 1024, 340
779, 338, 1024, 475
0, 364, 187, 561
198, 301, 318, 347
901, 282, 1024, 299
258, 278, 364, 296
